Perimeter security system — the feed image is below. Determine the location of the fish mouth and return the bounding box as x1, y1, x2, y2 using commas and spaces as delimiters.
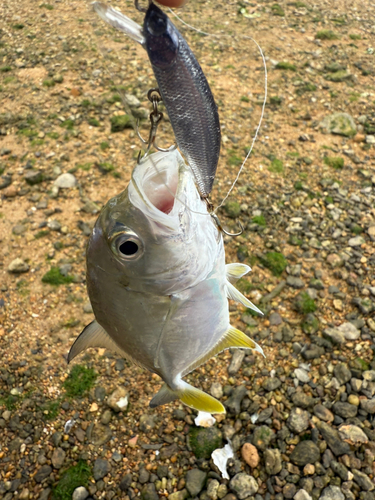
131, 150, 187, 217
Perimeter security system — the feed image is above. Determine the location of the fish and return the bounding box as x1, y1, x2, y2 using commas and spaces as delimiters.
68, 149, 263, 413
92, 1, 221, 199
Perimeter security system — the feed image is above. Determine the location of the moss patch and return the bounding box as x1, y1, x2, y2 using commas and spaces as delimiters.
42, 267, 74, 286
316, 30, 338, 40
276, 61, 297, 71
110, 115, 132, 132
260, 252, 287, 276
324, 156, 344, 169
63, 365, 97, 398
53, 460, 92, 500
294, 292, 317, 314
188, 426, 223, 459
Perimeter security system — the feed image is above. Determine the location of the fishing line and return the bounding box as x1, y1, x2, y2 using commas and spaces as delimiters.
167, 8, 268, 214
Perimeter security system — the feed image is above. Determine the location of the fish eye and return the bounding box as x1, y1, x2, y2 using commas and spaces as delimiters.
111, 233, 144, 261
147, 10, 167, 36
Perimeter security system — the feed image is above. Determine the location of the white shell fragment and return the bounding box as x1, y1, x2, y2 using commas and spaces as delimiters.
64, 419, 75, 434
194, 411, 216, 428
211, 443, 234, 480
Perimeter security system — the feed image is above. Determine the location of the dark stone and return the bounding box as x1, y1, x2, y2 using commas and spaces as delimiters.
289, 441, 320, 466
141, 483, 159, 500
317, 422, 350, 456
302, 344, 325, 360
93, 458, 111, 481
262, 377, 282, 392
24, 170, 44, 185
186, 468, 207, 497
119, 473, 132, 491
252, 425, 275, 451
225, 385, 247, 414
332, 402, 357, 418
35, 465, 52, 483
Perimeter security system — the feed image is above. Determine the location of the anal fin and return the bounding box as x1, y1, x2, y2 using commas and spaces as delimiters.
150, 381, 225, 414
226, 263, 251, 282
226, 280, 263, 315
68, 320, 129, 363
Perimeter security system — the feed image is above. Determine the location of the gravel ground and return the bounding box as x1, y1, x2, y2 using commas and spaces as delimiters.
1, 1, 375, 500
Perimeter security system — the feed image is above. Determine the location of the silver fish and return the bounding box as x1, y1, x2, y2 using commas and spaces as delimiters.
68, 150, 263, 413
92, 1, 221, 199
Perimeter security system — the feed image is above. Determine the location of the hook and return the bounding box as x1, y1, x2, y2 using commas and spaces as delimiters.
134, 0, 151, 13
137, 88, 176, 162
210, 213, 244, 237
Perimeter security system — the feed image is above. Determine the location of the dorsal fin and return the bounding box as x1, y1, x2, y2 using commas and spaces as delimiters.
226, 281, 263, 315
182, 325, 264, 377
226, 263, 251, 282
68, 320, 133, 364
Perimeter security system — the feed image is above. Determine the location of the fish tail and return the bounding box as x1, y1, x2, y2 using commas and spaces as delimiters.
150, 380, 225, 414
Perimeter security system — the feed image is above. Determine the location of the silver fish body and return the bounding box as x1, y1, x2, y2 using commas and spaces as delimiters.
93, 2, 221, 198
69, 150, 263, 413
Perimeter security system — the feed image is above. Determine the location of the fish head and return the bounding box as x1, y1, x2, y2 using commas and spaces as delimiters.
143, 2, 179, 69
87, 150, 220, 295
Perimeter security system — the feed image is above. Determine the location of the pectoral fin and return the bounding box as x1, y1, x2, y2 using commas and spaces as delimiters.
68, 320, 128, 363
150, 381, 225, 414
226, 263, 251, 282
226, 281, 263, 315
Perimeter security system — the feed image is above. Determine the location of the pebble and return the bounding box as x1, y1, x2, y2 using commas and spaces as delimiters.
24, 170, 43, 185
51, 447, 66, 469
72, 486, 89, 500
210, 382, 223, 399
332, 402, 357, 418
229, 473, 258, 499
185, 468, 207, 497
294, 489, 312, 500
348, 235, 365, 246
338, 424, 368, 445
54, 172, 77, 188
228, 350, 245, 375
141, 483, 159, 500
106, 387, 128, 412
290, 441, 320, 466
322, 327, 345, 344
317, 422, 350, 456
287, 407, 310, 433
264, 448, 282, 475
337, 322, 360, 340
7, 258, 29, 273
241, 443, 259, 468
225, 385, 247, 414
34, 465, 52, 483
93, 458, 110, 481
320, 485, 345, 500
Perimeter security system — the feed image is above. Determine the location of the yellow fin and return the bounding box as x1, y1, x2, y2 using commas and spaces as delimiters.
226, 281, 263, 315
182, 326, 264, 377
150, 381, 225, 414
226, 263, 251, 282
178, 381, 225, 414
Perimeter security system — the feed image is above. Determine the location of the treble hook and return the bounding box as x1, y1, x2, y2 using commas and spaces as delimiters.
137, 88, 176, 162
210, 212, 244, 237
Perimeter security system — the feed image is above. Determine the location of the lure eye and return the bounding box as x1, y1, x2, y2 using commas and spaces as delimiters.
112, 233, 144, 261
147, 10, 167, 36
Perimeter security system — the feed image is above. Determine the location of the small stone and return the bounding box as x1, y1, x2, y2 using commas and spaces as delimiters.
24, 170, 44, 185
262, 377, 282, 391
207, 479, 220, 500
241, 443, 259, 468
225, 385, 247, 414
290, 441, 320, 466
210, 382, 223, 399
284, 484, 297, 499
352, 469, 374, 491
141, 483, 159, 500
230, 473, 258, 499
93, 458, 110, 480
320, 112, 356, 137
323, 327, 345, 344
51, 448, 66, 469
186, 468, 207, 497
287, 407, 310, 433
8, 258, 29, 273
314, 404, 334, 422
107, 387, 128, 412
54, 173, 77, 189
228, 350, 245, 375
337, 322, 360, 340
72, 486, 89, 500
224, 201, 241, 219
264, 448, 282, 475
320, 485, 345, 500
333, 363, 352, 385
252, 425, 274, 451
19, 489, 30, 500
34, 465, 52, 483
332, 402, 357, 418
348, 235, 365, 247
286, 276, 305, 288
317, 422, 350, 456
269, 312, 283, 325
139, 414, 156, 432
338, 424, 368, 445
294, 489, 312, 500
360, 398, 375, 414
303, 464, 315, 475
294, 368, 310, 383
168, 490, 189, 500
139, 468, 150, 484
12, 224, 27, 235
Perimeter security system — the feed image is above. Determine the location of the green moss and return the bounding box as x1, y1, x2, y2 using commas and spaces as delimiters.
0, 393, 21, 411
270, 96, 282, 105
46, 132, 59, 139
100, 141, 110, 151
35, 230, 50, 239
294, 181, 303, 190
260, 252, 287, 276
295, 292, 317, 314
63, 365, 98, 398
110, 115, 132, 132
107, 94, 122, 104
224, 200, 241, 219
301, 315, 319, 334
352, 357, 369, 371
271, 3, 285, 16
252, 215, 266, 226
97, 162, 115, 175
324, 156, 344, 170
0, 66, 11, 72
40, 399, 61, 420
53, 460, 92, 500
42, 267, 74, 286
237, 245, 249, 262
88, 118, 100, 127
325, 71, 351, 82
240, 95, 250, 103
325, 196, 333, 204
349, 33, 361, 40
188, 426, 223, 459
43, 79, 55, 88
351, 224, 362, 235
18, 128, 38, 139
81, 99, 91, 108
296, 83, 317, 95
268, 158, 284, 174
40, 3, 54, 9
276, 61, 297, 71
236, 278, 257, 294
288, 235, 303, 246
227, 149, 243, 167
316, 30, 338, 40
60, 119, 75, 130
13, 23, 24, 29
3, 76, 16, 84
